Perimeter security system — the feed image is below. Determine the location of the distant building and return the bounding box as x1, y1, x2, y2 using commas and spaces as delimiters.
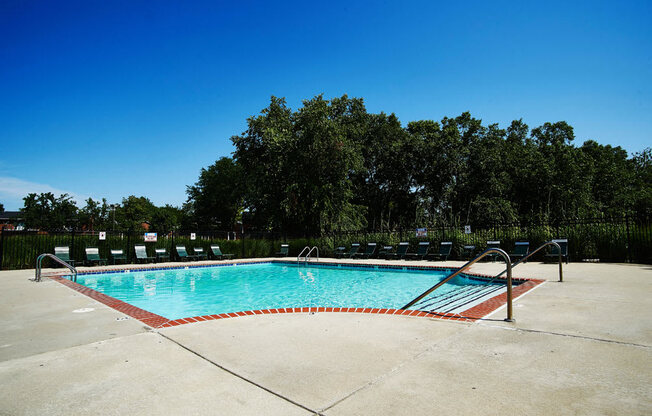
0, 211, 25, 232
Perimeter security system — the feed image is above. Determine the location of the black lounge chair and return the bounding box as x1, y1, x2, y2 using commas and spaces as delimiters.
193, 247, 208, 260
176, 245, 198, 261
377, 245, 394, 259
336, 243, 360, 259
135, 245, 155, 263
354, 242, 377, 259
386, 242, 409, 260
486, 240, 501, 261
54, 246, 77, 266
155, 248, 170, 262
84, 247, 107, 266
405, 241, 430, 260
545, 238, 569, 264
333, 246, 346, 258
210, 245, 234, 260
510, 242, 530, 262
461, 245, 476, 260
427, 241, 452, 261
276, 244, 289, 257
110, 249, 127, 264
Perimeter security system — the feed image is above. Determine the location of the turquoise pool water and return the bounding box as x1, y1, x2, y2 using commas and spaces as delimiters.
75, 262, 499, 319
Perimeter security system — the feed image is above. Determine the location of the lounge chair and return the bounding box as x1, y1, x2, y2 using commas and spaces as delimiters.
353, 242, 377, 259
545, 238, 569, 264
377, 245, 394, 259
176, 245, 198, 261
210, 245, 234, 260
110, 249, 127, 264
427, 241, 452, 261
275, 244, 289, 257
84, 247, 107, 266
462, 245, 476, 260
386, 242, 409, 260
510, 242, 530, 262
333, 246, 346, 258
155, 248, 170, 262
336, 243, 360, 259
193, 247, 208, 260
54, 246, 76, 266
135, 245, 155, 263
405, 241, 430, 260
486, 240, 501, 261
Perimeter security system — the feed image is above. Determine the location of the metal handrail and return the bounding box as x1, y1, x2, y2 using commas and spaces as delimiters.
496, 241, 563, 282
297, 246, 310, 264
402, 248, 514, 322
34, 254, 78, 282
306, 246, 319, 263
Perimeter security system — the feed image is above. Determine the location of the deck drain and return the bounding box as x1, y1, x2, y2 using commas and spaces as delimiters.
72, 308, 95, 313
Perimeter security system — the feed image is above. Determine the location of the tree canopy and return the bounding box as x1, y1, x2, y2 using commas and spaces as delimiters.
189, 95, 651, 232
16, 94, 651, 233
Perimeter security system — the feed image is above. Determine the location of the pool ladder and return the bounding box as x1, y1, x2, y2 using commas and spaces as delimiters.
34, 253, 78, 282
297, 246, 319, 265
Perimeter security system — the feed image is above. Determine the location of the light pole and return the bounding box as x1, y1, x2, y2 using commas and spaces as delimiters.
110, 204, 117, 232
237, 220, 244, 258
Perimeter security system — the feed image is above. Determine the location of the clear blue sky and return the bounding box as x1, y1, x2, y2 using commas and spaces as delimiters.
1, 0, 650, 210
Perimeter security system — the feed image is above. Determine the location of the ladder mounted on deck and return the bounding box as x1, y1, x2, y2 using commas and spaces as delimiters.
34, 254, 78, 282
297, 246, 319, 265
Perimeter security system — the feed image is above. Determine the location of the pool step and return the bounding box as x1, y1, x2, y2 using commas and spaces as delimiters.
416, 284, 505, 315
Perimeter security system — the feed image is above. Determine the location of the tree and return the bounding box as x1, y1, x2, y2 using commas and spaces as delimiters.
631, 148, 652, 217
581, 141, 633, 215
78, 198, 110, 231
232, 95, 367, 234
115, 196, 157, 230
150, 205, 186, 233
21, 193, 78, 230
186, 157, 243, 229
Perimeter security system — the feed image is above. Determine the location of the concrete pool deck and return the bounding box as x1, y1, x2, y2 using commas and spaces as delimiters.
1, 260, 650, 415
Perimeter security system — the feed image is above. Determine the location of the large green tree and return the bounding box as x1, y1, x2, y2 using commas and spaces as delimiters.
186, 157, 243, 229
232, 95, 367, 234
194, 94, 652, 231
21, 193, 78, 230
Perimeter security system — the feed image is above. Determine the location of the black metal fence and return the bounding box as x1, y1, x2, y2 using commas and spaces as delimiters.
1, 216, 650, 270
324, 216, 652, 264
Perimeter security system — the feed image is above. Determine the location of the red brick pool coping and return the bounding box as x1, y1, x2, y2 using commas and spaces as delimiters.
48, 261, 544, 328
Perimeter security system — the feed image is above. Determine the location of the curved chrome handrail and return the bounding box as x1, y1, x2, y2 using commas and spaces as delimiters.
402, 248, 514, 322
306, 246, 319, 263
297, 246, 311, 264
497, 241, 563, 282
34, 254, 78, 282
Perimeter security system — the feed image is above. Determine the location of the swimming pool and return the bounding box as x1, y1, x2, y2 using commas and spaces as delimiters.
74, 262, 508, 320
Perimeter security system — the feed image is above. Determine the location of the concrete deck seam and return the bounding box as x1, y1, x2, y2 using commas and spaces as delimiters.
318, 322, 475, 413
479, 323, 652, 349
156, 332, 325, 416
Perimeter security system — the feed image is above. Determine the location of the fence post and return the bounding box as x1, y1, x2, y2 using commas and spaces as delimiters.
171, 230, 175, 261
625, 215, 632, 263
0, 230, 5, 270
241, 225, 245, 258
126, 230, 132, 263
71, 228, 76, 262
